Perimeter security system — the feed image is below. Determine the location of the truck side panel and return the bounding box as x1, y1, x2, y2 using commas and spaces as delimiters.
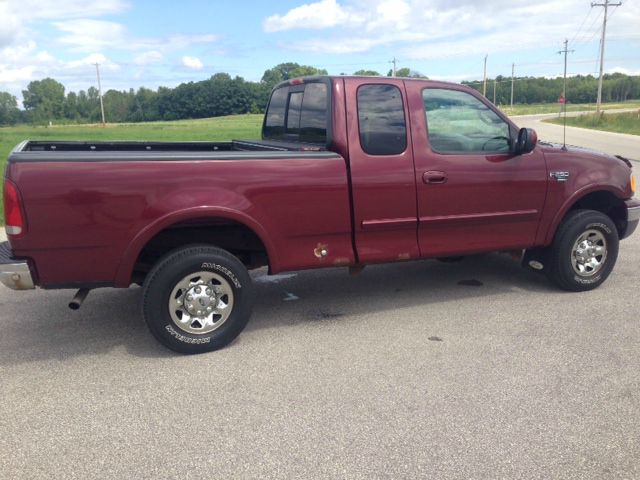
6, 156, 355, 287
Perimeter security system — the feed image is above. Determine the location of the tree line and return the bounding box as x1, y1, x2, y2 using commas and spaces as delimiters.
1, 62, 639, 126
463, 72, 640, 106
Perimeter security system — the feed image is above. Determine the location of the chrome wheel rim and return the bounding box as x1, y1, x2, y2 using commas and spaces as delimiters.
169, 271, 234, 335
571, 229, 607, 277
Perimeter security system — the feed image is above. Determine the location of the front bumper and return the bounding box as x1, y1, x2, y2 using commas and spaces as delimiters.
0, 241, 35, 290
622, 200, 640, 240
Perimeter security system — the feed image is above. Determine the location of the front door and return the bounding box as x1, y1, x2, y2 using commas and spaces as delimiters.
405, 83, 548, 257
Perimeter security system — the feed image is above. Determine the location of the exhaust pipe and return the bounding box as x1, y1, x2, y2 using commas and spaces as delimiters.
69, 288, 91, 310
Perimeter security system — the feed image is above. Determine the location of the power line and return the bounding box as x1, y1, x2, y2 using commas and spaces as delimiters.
574, 8, 604, 45
569, 6, 594, 45
607, 3, 622, 20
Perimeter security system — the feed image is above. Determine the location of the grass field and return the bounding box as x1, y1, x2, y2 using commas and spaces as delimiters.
499, 100, 640, 116
0, 114, 263, 223
546, 111, 640, 136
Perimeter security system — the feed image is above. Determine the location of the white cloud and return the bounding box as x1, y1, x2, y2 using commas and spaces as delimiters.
0, 0, 130, 48
52, 20, 220, 52
0, 0, 224, 105
35, 51, 56, 63
0, 3, 22, 48
365, 0, 411, 32
0, 65, 37, 84
287, 37, 383, 54
134, 51, 164, 65
263, 0, 362, 32
264, 0, 640, 59
182, 56, 204, 70
65, 53, 120, 71
164, 34, 220, 50
54, 19, 128, 52
8, 0, 129, 19
608, 66, 640, 76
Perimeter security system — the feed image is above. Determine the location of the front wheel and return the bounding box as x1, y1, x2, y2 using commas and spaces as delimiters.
142, 245, 254, 354
546, 209, 619, 292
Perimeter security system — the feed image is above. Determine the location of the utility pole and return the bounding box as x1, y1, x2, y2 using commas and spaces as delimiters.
557, 39, 575, 106
493, 78, 497, 105
557, 39, 574, 150
510, 63, 515, 108
482, 54, 488, 97
94, 63, 106, 125
389, 57, 398, 77
591, 0, 622, 113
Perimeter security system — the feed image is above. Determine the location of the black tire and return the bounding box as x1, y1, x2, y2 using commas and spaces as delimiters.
546, 209, 619, 292
142, 245, 254, 354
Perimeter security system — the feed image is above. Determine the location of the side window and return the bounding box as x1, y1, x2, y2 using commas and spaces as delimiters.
423, 88, 511, 153
286, 92, 303, 131
266, 88, 287, 131
357, 84, 407, 155
299, 83, 328, 143
264, 87, 287, 137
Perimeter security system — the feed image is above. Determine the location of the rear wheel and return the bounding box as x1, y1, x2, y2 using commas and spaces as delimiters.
142, 245, 254, 354
546, 209, 619, 291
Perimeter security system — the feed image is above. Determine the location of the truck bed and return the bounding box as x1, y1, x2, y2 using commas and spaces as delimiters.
5, 139, 352, 287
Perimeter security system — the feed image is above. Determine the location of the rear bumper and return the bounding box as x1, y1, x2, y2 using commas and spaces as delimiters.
622, 199, 640, 240
0, 242, 35, 290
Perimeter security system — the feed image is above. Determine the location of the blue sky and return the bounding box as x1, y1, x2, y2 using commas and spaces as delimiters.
1, 0, 639, 105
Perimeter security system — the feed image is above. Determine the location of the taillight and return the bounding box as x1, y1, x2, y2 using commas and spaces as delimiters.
3, 179, 26, 236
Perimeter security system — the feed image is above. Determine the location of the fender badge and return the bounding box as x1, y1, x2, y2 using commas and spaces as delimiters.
550, 171, 570, 182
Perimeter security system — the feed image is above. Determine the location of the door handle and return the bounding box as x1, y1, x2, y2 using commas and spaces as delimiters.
423, 171, 447, 184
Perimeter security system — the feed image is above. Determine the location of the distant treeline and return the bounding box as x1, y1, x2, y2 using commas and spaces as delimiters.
1, 62, 639, 126
464, 72, 640, 105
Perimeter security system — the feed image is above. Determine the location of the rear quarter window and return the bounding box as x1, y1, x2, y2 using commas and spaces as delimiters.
357, 84, 407, 156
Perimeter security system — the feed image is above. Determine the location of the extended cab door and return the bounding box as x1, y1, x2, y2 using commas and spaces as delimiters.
344, 78, 420, 263
405, 82, 548, 257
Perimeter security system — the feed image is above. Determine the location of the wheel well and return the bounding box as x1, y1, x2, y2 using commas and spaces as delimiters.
132, 218, 269, 284
568, 190, 627, 237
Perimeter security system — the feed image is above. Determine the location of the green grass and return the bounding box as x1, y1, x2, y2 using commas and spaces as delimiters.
0, 114, 263, 224
545, 111, 640, 136
499, 100, 640, 116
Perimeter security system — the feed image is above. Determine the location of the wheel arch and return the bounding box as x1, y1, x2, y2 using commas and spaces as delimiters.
114, 207, 276, 287
543, 186, 628, 245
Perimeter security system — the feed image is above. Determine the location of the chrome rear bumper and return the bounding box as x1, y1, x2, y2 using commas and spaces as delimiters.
0, 242, 35, 290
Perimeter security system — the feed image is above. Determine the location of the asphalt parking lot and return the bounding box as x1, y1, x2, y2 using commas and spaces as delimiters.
1, 229, 639, 479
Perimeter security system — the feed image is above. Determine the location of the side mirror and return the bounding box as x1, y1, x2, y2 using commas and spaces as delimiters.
515, 127, 537, 154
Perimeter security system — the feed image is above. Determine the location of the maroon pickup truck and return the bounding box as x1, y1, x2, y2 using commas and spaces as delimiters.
2, 76, 639, 353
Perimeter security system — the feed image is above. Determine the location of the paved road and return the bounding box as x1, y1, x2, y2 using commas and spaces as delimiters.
512, 109, 640, 161
1, 230, 639, 478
